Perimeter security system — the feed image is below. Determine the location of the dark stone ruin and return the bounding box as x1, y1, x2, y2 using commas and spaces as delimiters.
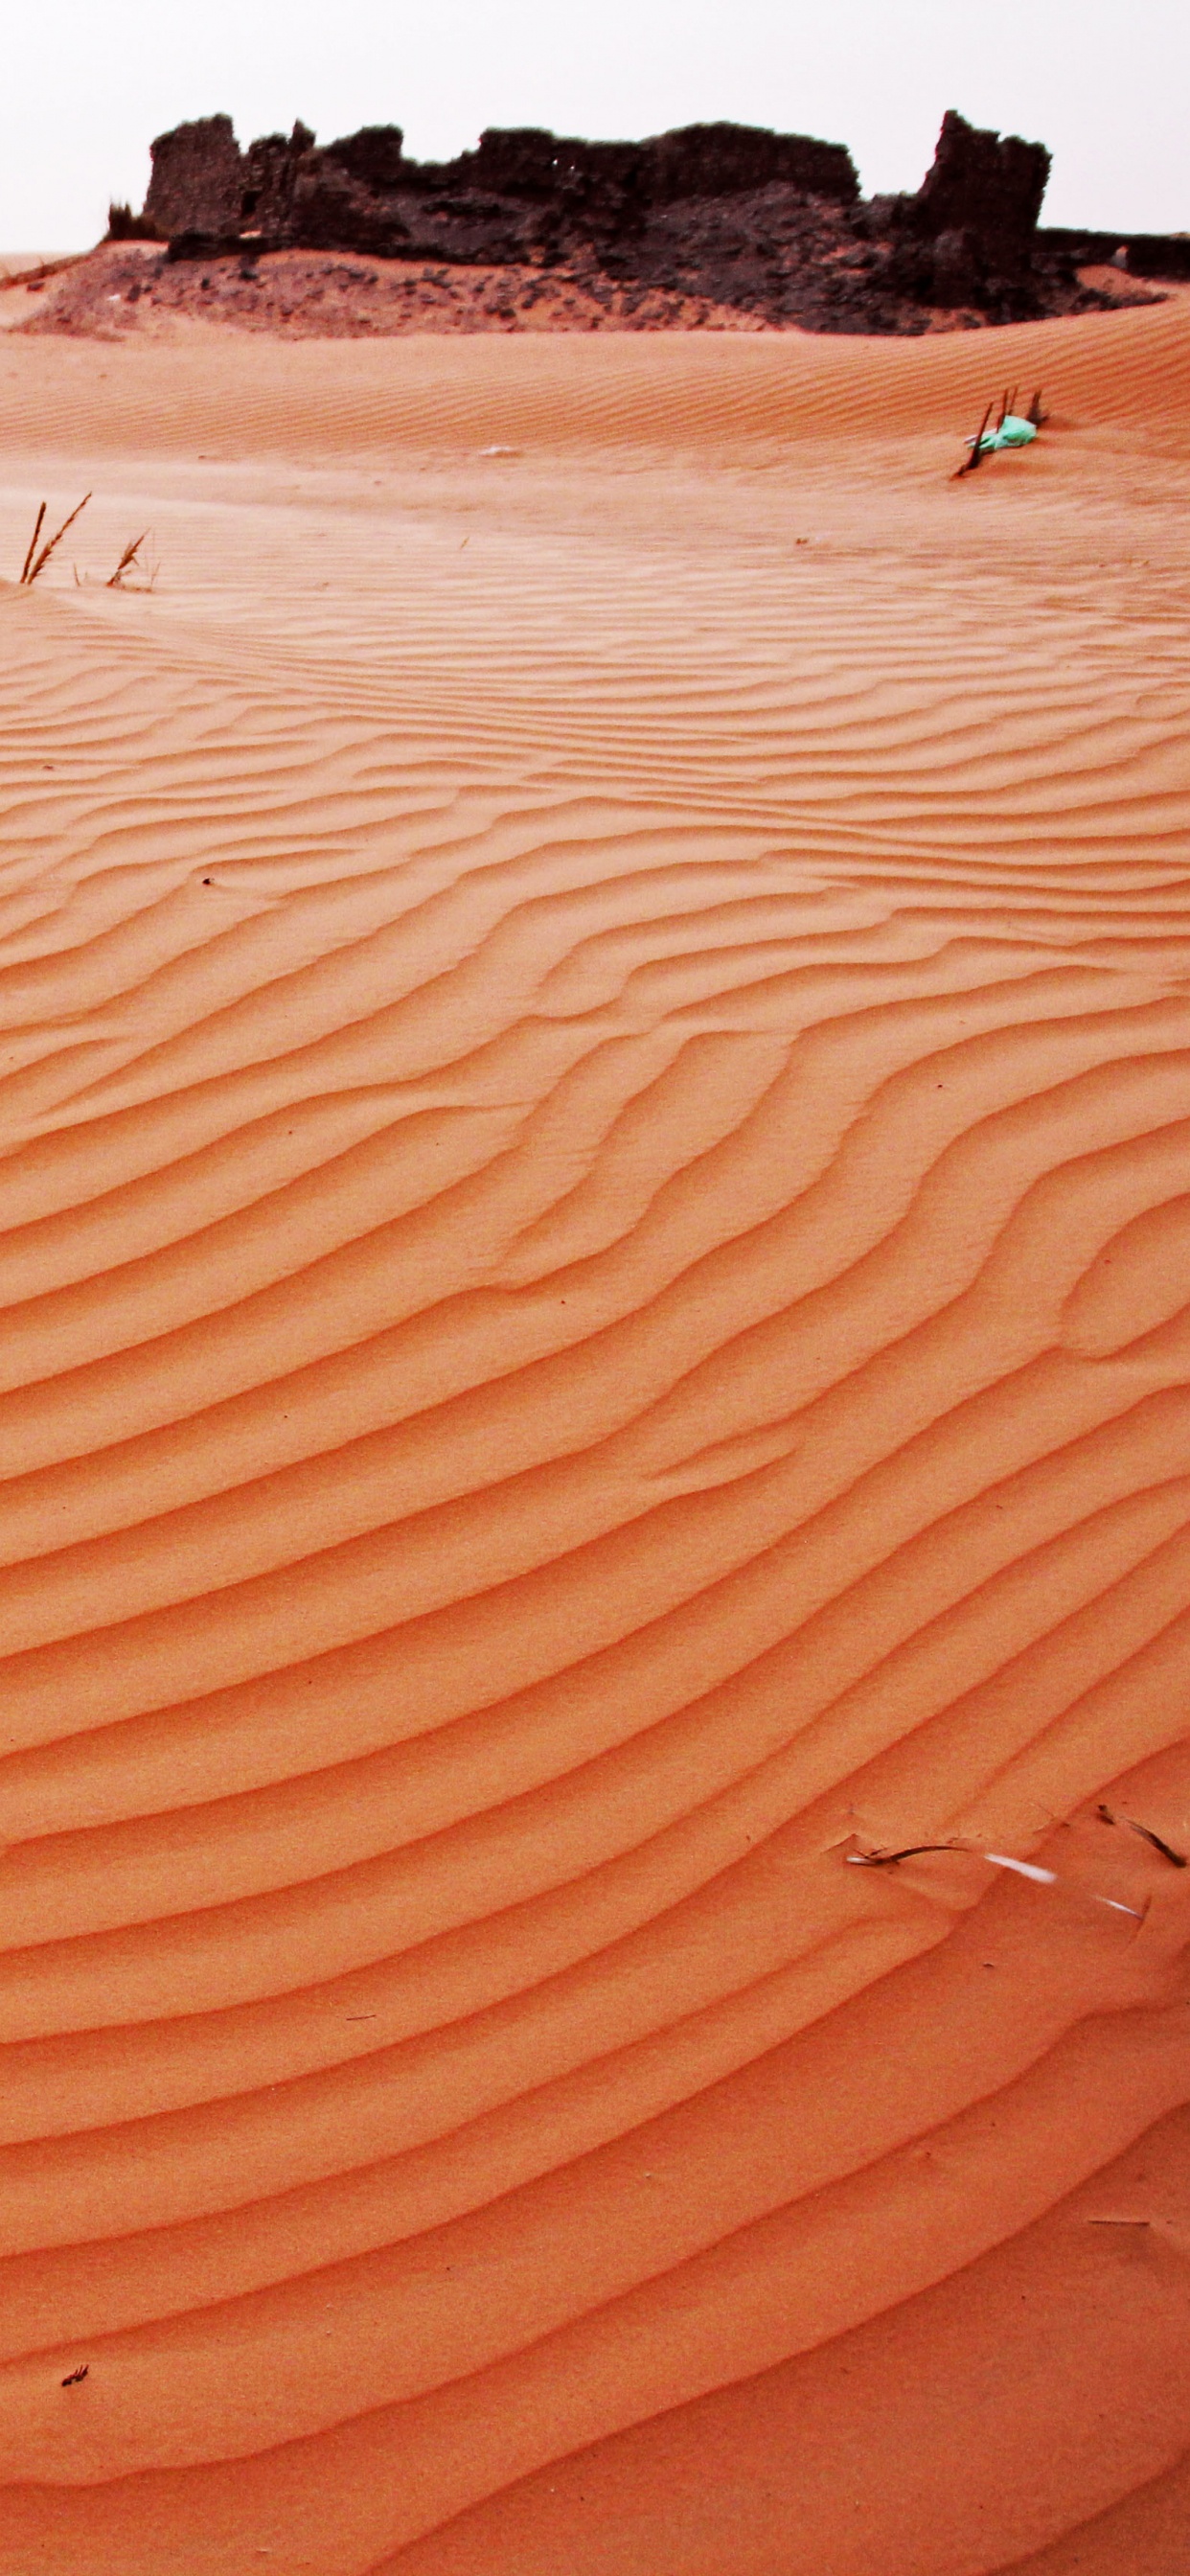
146, 113, 858, 268
1121, 235, 1190, 281
143, 114, 246, 239
1037, 225, 1190, 283
907, 108, 1049, 275
131, 104, 1163, 333
866, 108, 1051, 311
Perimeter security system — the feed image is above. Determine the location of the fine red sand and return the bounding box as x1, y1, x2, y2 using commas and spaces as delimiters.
0, 291, 1187, 2576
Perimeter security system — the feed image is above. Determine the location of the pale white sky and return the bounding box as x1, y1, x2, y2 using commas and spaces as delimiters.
5, 0, 1187, 248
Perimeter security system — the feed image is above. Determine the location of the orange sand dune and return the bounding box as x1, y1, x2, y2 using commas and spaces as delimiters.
0, 293, 1186, 2574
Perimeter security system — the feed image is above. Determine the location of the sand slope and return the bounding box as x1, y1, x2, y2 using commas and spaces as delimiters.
0, 295, 1187, 2573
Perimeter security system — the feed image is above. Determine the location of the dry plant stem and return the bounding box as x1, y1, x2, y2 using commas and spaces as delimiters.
1096, 1803, 1187, 1867
107, 531, 149, 587
25, 492, 91, 585
0, 252, 83, 291
848, 1843, 961, 1867
954, 402, 993, 478
18, 502, 46, 584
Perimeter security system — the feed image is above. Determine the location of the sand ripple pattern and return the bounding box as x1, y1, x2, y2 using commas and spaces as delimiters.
0, 304, 1188, 2575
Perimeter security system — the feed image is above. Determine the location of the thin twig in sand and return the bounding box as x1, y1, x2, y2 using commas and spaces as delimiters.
847, 1836, 1149, 1922
1096, 1803, 1186, 1867
847, 1842, 960, 1868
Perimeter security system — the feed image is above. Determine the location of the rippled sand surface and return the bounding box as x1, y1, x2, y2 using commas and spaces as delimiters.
0, 301, 1188, 2575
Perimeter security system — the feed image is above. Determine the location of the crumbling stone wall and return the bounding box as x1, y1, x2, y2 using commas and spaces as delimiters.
912, 109, 1050, 264
144, 115, 245, 238
141, 101, 1119, 331
873, 108, 1052, 309
456, 120, 858, 207
240, 124, 315, 234
315, 126, 407, 196
643, 123, 858, 204
146, 116, 318, 243
146, 113, 859, 264
1038, 223, 1190, 282
1124, 234, 1190, 280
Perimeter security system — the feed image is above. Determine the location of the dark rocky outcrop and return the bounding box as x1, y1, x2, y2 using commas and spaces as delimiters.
136, 105, 1150, 333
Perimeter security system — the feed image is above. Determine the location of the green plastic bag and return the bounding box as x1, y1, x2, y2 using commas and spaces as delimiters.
979, 415, 1038, 453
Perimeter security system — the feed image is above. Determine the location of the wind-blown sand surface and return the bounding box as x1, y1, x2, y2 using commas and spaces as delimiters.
0, 296, 1187, 2574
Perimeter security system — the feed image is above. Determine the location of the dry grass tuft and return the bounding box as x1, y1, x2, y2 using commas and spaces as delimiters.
105, 201, 162, 243
19, 494, 91, 584
106, 530, 152, 588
